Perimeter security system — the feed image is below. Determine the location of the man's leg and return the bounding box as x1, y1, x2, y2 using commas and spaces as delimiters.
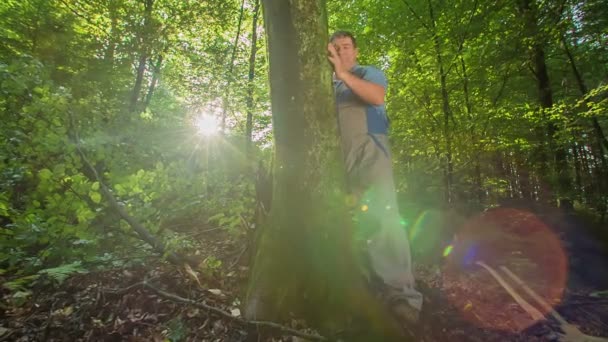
357, 135, 423, 311
363, 179, 423, 311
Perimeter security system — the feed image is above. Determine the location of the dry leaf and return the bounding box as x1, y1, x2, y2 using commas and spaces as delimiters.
208, 289, 223, 296
184, 264, 202, 288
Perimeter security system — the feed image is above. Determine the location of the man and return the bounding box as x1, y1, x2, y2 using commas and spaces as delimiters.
327, 31, 423, 324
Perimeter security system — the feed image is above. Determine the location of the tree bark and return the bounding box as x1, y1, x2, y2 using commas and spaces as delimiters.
518, 0, 571, 203
143, 52, 164, 111
428, 0, 454, 205
246, 0, 397, 337
562, 35, 608, 208
571, 140, 583, 198
245, 0, 260, 157
104, 0, 118, 66
459, 55, 484, 206
220, 0, 246, 132
129, 0, 154, 113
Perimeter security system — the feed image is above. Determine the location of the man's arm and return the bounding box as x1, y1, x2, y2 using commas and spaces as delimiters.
327, 43, 386, 106
337, 71, 385, 106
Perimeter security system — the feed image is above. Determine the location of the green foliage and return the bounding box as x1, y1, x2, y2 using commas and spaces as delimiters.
0, 0, 266, 294
166, 317, 188, 342
1, 0, 606, 303
329, 0, 608, 213
38, 261, 88, 285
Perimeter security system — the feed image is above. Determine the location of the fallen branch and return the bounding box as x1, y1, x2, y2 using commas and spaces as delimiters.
105, 281, 327, 341
68, 122, 196, 267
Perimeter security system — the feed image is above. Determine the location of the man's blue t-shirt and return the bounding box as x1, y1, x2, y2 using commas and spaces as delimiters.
334, 65, 389, 135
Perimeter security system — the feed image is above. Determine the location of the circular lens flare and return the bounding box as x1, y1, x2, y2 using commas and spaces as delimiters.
443, 208, 568, 333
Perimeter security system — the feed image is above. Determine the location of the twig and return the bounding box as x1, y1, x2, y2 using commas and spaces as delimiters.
105, 281, 327, 341
401, 0, 431, 31
102, 281, 147, 295
229, 244, 248, 269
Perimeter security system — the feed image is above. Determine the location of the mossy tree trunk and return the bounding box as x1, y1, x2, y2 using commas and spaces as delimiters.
245, 0, 399, 338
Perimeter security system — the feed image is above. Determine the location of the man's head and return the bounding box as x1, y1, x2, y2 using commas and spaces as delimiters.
330, 31, 358, 70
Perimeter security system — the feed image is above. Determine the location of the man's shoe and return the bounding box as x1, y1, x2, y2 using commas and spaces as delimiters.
382, 287, 421, 336
390, 299, 420, 325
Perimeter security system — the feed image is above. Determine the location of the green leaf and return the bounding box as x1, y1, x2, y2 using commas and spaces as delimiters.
3, 275, 39, 291
38, 261, 88, 284
0, 202, 8, 216
38, 169, 53, 180
90, 191, 102, 204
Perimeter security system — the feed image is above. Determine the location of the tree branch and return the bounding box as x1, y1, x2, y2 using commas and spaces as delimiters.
401, 0, 431, 31
105, 280, 327, 341
56, 0, 110, 37
67, 115, 196, 267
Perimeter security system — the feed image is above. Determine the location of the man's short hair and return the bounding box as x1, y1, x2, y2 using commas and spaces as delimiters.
330, 31, 357, 48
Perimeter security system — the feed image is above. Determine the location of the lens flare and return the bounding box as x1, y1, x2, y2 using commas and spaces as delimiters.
442, 208, 568, 333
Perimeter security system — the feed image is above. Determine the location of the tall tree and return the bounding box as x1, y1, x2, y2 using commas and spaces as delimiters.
129, 0, 155, 113
245, 0, 261, 157
517, 0, 571, 203
245, 0, 398, 338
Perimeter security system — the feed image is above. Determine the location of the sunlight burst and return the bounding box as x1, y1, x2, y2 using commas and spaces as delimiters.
195, 114, 220, 136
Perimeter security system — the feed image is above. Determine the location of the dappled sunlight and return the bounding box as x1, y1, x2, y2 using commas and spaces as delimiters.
442, 208, 568, 333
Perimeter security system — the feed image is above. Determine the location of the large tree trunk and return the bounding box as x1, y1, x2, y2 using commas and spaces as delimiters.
245, 0, 397, 338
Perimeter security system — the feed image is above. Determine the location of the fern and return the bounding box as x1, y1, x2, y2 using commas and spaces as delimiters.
38, 261, 88, 284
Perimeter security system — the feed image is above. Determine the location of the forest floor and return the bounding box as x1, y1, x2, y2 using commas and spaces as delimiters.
2, 209, 608, 341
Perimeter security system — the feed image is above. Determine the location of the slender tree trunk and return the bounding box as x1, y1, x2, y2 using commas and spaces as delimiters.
562, 35, 608, 212
562, 36, 608, 154
129, 0, 154, 113
246, 1, 397, 337
579, 143, 592, 198
518, 0, 571, 204
104, 0, 118, 66
428, 0, 453, 205
571, 140, 583, 198
460, 55, 484, 205
220, 0, 246, 132
130, 54, 148, 113
143, 52, 163, 111
517, 157, 533, 200
245, 0, 260, 157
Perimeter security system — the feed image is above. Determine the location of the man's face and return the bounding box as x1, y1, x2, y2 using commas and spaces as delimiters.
332, 36, 358, 69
